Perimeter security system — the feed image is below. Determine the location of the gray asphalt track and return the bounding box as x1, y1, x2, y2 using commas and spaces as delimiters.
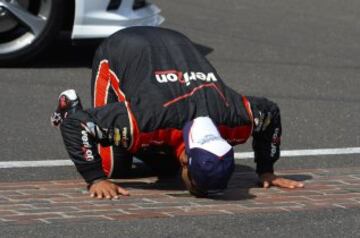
1, 208, 359, 238
0, 0, 360, 237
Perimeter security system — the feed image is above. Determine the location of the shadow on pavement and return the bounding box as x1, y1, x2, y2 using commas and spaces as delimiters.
131, 163, 311, 201
28, 38, 99, 68
281, 174, 313, 181
193, 43, 213, 57
112, 164, 313, 201
217, 167, 313, 201
6, 32, 214, 69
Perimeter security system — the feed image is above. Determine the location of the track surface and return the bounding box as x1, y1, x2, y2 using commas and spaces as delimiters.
0, 0, 359, 237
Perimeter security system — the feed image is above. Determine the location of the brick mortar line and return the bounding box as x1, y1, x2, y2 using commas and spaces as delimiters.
37, 218, 52, 224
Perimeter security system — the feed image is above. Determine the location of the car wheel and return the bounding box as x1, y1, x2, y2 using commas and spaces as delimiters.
0, 0, 63, 65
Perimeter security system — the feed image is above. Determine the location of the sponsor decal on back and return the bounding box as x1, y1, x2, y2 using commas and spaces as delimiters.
155, 70, 218, 86
113, 127, 130, 148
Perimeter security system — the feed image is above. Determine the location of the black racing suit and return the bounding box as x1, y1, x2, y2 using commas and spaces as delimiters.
60, 27, 281, 184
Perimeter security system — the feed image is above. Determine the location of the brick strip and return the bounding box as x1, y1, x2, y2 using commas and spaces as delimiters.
0, 167, 359, 224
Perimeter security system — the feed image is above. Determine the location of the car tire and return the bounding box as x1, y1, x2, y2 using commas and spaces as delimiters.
0, 0, 64, 66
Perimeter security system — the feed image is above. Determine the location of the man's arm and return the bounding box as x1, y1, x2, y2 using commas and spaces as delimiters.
60, 117, 106, 183
249, 97, 304, 189
260, 173, 304, 189
60, 117, 130, 199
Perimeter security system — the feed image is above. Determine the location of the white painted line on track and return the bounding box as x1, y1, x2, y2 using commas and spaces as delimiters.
0, 147, 359, 169
235, 147, 360, 159
0, 160, 73, 169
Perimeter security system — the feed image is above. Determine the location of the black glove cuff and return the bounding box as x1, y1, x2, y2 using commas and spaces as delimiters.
256, 160, 274, 176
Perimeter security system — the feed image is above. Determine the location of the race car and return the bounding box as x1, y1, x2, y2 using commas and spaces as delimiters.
0, 0, 164, 65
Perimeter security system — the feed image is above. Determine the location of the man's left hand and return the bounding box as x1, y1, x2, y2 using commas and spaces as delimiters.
260, 173, 304, 189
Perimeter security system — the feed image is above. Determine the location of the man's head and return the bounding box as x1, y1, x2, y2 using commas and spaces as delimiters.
181, 117, 235, 197
51, 89, 83, 127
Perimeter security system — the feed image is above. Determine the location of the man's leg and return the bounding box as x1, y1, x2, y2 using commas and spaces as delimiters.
91, 48, 128, 178
246, 96, 282, 175
91, 48, 118, 108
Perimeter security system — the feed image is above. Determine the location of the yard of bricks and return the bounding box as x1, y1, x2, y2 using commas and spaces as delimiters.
1, 167, 360, 225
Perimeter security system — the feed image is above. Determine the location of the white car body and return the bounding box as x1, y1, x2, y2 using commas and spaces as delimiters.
72, 0, 164, 39
0, 0, 164, 64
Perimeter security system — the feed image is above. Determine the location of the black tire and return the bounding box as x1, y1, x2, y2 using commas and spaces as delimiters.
0, 0, 64, 66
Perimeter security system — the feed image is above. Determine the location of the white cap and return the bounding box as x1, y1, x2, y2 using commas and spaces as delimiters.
59, 89, 78, 101
187, 117, 232, 157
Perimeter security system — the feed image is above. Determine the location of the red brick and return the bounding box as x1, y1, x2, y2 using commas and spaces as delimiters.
12, 219, 48, 225
127, 190, 181, 196
255, 195, 308, 203
302, 184, 338, 189
237, 202, 304, 210
63, 210, 127, 217
16, 206, 79, 214
1, 213, 64, 222
0, 204, 33, 210
305, 193, 360, 201
332, 180, 358, 185
36, 184, 85, 190
282, 205, 328, 212
180, 204, 246, 213
348, 175, 360, 180
126, 207, 184, 214
47, 198, 137, 206
322, 189, 359, 195
2, 199, 52, 205
50, 180, 85, 185
7, 194, 69, 201
0, 191, 28, 196
0, 181, 52, 188
43, 215, 113, 224
279, 168, 328, 173
31, 202, 92, 209
136, 202, 196, 209
240, 207, 290, 213
302, 202, 334, 207
0, 186, 39, 191
169, 210, 231, 217
48, 195, 90, 203
107, 211, 171, 220
332, 202, 360, 209
275, 189, 323, 196
0, 210, 19, 216
18, 189, 81, 195
75, 204, 139, 211
349, 197, 360, 202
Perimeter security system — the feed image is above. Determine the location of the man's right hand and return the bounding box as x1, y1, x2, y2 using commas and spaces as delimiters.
89, 180, 130, 199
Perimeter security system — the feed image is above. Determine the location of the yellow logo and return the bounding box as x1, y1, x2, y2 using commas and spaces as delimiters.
114, 128, 121, 146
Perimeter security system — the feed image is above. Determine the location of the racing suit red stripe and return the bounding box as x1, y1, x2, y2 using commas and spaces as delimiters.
162, 83, 229, 108
93, 60, 113, 176
134, 129, 184, 158
109, 68, 126, 102
93, 59, 141, 175
133, 123, 252, 160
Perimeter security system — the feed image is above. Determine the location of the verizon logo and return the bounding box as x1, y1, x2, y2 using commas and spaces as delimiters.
155, 70, 218, 86
81, 130, 94, 161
